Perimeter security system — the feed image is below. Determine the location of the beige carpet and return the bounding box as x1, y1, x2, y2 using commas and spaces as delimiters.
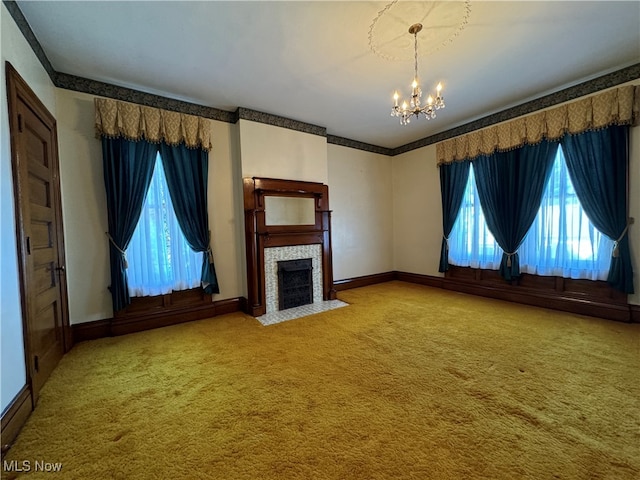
3, 281, 639, 479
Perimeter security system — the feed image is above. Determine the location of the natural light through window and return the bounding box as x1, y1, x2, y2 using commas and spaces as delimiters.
448, 147, 613, 280
126, 154, 201, 296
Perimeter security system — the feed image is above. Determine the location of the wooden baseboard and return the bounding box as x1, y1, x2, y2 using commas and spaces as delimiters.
72, 297, 245, 341
334, 272, 396, 291
1, 386, 32, 455
395, 271, 444, 288
72, 319, 111, 343
395, 271, 634, 322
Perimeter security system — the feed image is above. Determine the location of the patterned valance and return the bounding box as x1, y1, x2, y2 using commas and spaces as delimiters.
95, 98, 212, 152
436, 85, 639, 165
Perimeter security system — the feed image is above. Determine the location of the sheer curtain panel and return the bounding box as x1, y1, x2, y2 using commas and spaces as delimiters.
126, 154, 202, 297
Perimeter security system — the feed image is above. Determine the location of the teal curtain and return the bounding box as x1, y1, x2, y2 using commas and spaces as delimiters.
439, 160, 471, 272
473, 141, 558, 281
102, 138, 158, 312
561, 126, 633, 293
159, 143, 219, 294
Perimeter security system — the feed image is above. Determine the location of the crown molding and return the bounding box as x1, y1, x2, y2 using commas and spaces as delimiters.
326, 135, 393, 156
7, 0, 639, 157
3, 0, 56, 81
236, 108, 326, 137
55, 72, 236, 123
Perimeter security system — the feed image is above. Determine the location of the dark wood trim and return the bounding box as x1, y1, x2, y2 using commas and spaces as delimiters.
72, 297, 245, 341
631, 305, 640, 323
111, 303, 218, 336
72, 319, 112, 343
1, 385, 32, 455
334, 272, 397, 291
243, 177, 335, 317
395, 270, 633, 322
395, 271, 444, 289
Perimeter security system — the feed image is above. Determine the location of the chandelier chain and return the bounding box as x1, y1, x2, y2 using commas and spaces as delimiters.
414, 31, 419, 81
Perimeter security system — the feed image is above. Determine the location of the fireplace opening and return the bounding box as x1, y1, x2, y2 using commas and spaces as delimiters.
277, 259, 313, 310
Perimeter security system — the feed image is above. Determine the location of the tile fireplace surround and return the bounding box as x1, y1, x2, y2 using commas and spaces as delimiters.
264, 245, 323, 314
257, 245, 347, 325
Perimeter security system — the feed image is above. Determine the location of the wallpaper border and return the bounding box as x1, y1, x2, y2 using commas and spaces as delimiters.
56, 72, 236, 123
3, 0, 56, 79
236, 107, 326, 137
5, 0, 640, 156
390, 64, 640, 156
326, 135, 393, 156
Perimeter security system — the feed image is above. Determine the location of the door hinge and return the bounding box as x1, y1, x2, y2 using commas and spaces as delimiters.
26, 236, 31, 255
34, 355, 39, 373
18, 114, 23, 133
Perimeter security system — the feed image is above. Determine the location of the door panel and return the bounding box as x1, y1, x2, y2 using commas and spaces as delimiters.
7, 62, 70, 405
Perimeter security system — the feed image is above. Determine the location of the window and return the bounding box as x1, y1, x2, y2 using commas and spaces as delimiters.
126, 153, 202, 296
448, 146, 613, 281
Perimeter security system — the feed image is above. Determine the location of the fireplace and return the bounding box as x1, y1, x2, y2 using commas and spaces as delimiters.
264, 245, 323, 314
243, 177, 337, 317
277, 259, 313, 310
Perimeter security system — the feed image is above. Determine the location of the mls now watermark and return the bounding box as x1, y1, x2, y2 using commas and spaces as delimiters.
3, 460, 63, 473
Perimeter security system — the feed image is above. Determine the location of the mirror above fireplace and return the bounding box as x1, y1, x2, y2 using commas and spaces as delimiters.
264, 196, 316, 226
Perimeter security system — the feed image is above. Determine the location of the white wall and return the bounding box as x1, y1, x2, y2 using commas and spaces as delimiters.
239, 119, 328, 183
55, 90, 112, 323
392, 144, 443, 276
54, 90, 246, 324
328, 144, 393, 280
1, 3, 58, 413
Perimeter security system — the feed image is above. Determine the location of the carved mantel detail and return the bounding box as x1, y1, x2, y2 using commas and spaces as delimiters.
243, 177, 336, 317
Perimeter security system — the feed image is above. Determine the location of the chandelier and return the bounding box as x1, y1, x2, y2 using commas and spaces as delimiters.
390, 23, 445, 125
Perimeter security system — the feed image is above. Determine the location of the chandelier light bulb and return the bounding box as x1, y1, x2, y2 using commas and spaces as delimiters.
390, 23, 446, 125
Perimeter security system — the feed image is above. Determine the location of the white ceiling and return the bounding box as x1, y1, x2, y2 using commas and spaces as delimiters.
16, 1, 640, 149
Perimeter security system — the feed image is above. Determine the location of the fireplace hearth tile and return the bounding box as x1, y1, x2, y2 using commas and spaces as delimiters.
256, 300, 348, 326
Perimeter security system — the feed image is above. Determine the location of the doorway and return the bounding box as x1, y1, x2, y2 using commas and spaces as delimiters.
6, 62, 71, 406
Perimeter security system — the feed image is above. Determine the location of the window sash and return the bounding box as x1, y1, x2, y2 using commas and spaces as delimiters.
126, 154, 202, 297
448, 147, 613, 281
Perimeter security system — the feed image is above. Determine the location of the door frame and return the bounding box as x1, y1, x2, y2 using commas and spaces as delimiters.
6, 62, 72, 404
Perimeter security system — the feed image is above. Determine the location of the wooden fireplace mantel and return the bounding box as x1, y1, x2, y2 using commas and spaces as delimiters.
243, 177, 336, 317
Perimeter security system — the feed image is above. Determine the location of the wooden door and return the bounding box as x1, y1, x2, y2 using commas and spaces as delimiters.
6, 63, 70, 405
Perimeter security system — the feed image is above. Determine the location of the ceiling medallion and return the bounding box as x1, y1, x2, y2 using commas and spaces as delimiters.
369, 0, 472, 61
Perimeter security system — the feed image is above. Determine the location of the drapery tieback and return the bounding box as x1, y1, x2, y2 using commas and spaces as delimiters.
505, 250, 517, 268
106, 232, 128, 268
443, 235, 449, 252
612, 220, 632, 258
206, 230, 214, 263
